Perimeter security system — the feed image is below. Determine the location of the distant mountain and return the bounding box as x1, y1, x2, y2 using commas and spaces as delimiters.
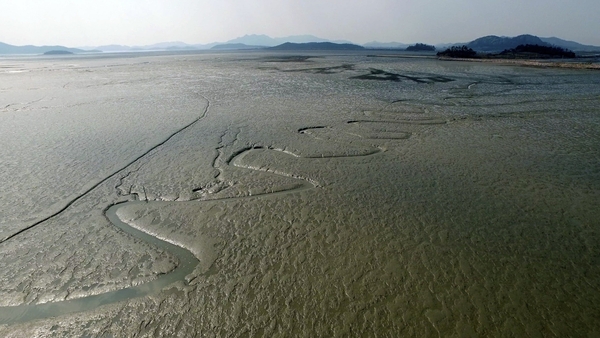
225, 34, 283, 46
224, 34, 353, 47
435, 42, 466, 50
467, 34, 550, 52
143, 41, 193, 49
193, 43, 220, 50
0, 42, 91, 55
89, 35, 347, 52
406, 43, 436, 51
15, 34, 596, 56
165, 45, 199, 51
210, 43, 265, 50
453, 34, 600, 53
269, 42, 365, 51
94, 42, 203, 52
540, 37, 600, 52
363, 41, 409, 49
94, 44, 134, 52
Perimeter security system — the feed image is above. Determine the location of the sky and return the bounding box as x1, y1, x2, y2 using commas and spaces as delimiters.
1, 0, 599, 47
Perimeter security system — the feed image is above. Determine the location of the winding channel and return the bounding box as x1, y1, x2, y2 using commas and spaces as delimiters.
0, 148, 318, 325
0, 95, 212, 324
0, 95, 390, 325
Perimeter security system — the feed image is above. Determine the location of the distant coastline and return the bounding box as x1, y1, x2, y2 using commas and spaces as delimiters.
434, 42, 599, 70
437, 56, 600, 70
2, 33, 599, 56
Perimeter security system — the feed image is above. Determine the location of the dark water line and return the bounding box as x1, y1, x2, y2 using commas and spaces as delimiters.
0, 94, 210, 245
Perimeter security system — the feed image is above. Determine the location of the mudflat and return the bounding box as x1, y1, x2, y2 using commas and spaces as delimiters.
0, 51, 599, 336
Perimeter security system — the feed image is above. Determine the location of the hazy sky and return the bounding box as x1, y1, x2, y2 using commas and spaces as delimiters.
1, 0, 598, 47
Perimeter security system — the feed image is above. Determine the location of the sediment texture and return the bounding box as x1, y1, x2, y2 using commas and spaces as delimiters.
0, 52, 599, 336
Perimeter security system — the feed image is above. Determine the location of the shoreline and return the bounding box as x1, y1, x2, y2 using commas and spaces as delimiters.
436, 56, 600, 70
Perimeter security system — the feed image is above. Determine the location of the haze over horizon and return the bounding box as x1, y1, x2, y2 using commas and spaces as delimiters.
1, 0, 599, 47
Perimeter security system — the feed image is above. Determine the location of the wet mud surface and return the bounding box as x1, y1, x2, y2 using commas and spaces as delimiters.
0, 51, 599, 336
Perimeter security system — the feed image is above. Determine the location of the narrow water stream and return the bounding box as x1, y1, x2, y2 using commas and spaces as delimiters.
0, 148, 317, 325
0, 201, 197, 324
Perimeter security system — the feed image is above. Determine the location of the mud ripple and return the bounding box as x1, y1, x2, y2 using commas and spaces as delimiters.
0, 147, 317, 324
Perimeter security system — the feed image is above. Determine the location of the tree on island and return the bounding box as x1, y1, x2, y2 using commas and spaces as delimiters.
437, 44, 577, 60
406, 43, 436, 51
43, 50, 74, 55
437, 45, 478, 58
499, 44, 576, 58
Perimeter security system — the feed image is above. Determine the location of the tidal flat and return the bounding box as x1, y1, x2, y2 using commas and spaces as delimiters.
0, 51, 599, 336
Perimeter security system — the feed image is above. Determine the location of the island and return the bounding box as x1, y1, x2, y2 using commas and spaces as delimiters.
436, 45, 478, 58
43, 50, 74, 55
405, 43, 435, 51
436, 44, 598, 69
498, 44, 576, 58
437, 44, 575, 59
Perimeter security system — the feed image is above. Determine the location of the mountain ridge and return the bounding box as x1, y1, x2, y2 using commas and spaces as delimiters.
210, 43, 264, 50
2, 34, 599, 55
0, 42, 94, 55
466, 34, 550, 52
539, 37, 600, 52
268, 42, 365, 51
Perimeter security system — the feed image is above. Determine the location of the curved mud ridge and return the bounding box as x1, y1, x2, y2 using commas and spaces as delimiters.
0, 95, 211, 245
0, 201, 199, 324
0, 148, 320, 325
0, 102, 418, 325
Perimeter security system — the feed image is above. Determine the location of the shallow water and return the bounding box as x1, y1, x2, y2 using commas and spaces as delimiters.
0, 51, 599, 336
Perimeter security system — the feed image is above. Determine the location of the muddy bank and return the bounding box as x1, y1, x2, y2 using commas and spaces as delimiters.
1, 52, 599, 336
